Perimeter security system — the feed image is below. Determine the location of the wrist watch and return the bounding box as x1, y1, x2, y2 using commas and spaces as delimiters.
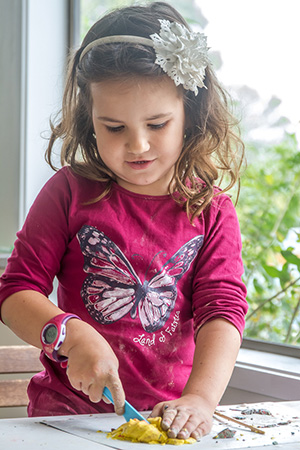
40, 313, 81, 367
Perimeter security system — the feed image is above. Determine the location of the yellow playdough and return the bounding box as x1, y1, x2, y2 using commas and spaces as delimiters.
106, 417, 196, 445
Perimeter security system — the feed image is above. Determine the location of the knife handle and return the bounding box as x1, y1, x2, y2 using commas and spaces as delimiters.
103, 386, 149, 423
103, 386, 114, 404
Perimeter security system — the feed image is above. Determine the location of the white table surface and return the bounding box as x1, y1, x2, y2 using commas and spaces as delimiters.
0, 401, 299, 450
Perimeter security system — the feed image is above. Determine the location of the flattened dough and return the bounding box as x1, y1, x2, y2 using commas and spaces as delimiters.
107, 417, 196, 445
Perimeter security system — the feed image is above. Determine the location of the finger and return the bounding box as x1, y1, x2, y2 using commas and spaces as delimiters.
166, 410, 190, 438
102, 395, 112, 404
176, 416, 199, 439
149, 402, 168, 419
81, 382, 90, 396
107, 378, 125, 415
191, 427, 203, 442
161, 407, 178, 431
179, 415, 212, 440
78, 379, 101, 403
195, 416, 212, 437
87, 383, 104, 403
66, 368, 82, 391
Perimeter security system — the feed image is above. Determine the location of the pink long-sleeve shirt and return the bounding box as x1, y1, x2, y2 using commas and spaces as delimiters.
0, 167, 248, 416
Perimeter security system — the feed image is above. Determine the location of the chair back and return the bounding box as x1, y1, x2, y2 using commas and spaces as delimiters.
0, 345, 43, 407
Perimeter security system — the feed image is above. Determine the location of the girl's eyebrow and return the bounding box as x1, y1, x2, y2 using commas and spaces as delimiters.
97, 116, 124, 123
97, 112, 172, 123
147, 112, 172, 120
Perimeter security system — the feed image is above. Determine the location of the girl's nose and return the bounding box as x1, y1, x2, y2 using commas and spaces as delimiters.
127, 131, 150, 154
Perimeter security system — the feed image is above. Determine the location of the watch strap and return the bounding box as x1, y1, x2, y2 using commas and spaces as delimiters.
40, 313, 81, 366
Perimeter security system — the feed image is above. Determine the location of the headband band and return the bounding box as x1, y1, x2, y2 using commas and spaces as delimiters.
79, 35, 154, 63
79, 19, 209, 96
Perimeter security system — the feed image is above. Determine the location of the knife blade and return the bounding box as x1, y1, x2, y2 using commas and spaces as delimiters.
103, 387, 149, 423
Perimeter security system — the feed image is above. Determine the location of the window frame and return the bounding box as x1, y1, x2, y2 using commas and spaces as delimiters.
242, 338, 300, 359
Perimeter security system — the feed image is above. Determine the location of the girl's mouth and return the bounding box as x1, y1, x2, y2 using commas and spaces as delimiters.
126, 160, 154, 170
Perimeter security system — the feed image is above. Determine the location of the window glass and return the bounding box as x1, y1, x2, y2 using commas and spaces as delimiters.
79, 0, 300, 347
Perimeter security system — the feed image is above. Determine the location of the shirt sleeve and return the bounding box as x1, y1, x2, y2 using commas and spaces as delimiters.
192, 195, 248, 338
0, 169, 72, 318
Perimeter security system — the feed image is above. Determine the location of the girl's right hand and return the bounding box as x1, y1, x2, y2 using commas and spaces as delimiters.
60, 318, 125, 415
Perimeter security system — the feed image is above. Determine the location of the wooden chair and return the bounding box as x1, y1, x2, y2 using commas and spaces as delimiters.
0, 345, 43, 407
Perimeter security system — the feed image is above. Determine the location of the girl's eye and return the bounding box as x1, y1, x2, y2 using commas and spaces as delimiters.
105, 122, 168, 133
149, 122, 168, 130
106, 125, 124, 133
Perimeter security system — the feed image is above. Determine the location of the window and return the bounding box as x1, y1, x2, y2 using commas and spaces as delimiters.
0, 0, 69, 257
78, 0, 300, 350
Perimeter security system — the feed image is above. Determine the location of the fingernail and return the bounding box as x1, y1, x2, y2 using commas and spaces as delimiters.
115, 406, 125, 416
192, 431, 202, 442
168, 428, 178, 438
162, 419, 171, 427
178, 428, 188, 438
193, 433, 201, 442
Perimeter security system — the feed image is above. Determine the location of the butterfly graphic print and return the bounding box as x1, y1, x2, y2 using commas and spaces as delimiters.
77, 225, 203, 333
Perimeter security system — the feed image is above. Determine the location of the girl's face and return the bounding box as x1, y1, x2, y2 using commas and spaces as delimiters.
91, 76, 186, 196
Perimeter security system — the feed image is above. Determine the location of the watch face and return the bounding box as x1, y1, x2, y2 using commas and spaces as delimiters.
44, 324, 58, 344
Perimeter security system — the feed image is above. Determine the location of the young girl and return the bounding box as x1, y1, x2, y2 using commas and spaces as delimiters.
0, 1, 248, 441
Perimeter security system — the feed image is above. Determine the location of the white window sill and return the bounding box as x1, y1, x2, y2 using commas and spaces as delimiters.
229, 347, 300, 401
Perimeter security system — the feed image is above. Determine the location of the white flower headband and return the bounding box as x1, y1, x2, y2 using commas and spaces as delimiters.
79, 19, 209, 96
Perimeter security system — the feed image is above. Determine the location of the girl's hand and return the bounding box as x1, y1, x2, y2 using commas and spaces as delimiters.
60, 319, 125, 415
149, 394, 214, 441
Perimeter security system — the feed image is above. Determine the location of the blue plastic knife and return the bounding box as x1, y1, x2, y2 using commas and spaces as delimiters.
103, 386, 149, 423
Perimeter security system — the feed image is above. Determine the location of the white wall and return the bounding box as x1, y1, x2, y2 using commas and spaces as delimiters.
0, 0, 23, 252
0, 0, 68, 253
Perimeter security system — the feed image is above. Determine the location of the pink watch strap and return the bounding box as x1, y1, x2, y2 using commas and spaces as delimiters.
40, 313, 81, 368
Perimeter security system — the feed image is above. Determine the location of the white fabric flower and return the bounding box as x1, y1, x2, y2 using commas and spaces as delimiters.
150, 19, 209, 95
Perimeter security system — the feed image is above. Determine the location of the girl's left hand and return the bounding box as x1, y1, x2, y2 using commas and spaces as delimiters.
149, 394, 214, 441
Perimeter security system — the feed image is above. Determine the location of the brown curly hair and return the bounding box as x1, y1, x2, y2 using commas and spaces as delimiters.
45, 1, 245, 223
